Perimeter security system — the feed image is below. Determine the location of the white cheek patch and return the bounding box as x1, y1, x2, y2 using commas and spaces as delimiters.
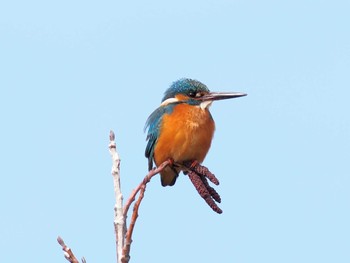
200, 100, 213, 110
160, 97, 179, 106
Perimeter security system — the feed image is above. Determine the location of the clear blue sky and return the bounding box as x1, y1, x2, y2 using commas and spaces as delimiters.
1, 0, 349, 262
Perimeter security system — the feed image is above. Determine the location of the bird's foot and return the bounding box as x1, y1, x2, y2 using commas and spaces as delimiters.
167, 158, 175, 167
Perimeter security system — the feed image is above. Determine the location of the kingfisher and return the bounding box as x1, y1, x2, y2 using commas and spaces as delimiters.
145, 78, 246, 186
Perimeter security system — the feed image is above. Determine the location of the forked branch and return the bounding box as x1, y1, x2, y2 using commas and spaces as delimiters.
57, 236, 86, 263
109, 130, 170, 263
57, 131, 222, 263
57, 131, 169, 263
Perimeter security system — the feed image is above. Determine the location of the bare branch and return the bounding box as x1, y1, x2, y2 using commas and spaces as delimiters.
123, 160, 171, 217
109, 130, 125, 263
57, 236, 84, 263
121, 184, 144, 263
121, 160, 171, 262
109, 130, 170, 263
58, 133, 170, 263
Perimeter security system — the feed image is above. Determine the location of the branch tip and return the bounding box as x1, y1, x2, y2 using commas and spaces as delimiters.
57, 236, 65, 246
109, 130, 115, 141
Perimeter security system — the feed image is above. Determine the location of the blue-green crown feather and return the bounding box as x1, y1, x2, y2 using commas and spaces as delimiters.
162, 78, 210, 102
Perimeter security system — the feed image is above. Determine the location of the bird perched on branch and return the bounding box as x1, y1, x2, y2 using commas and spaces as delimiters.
145, 78, 246, 186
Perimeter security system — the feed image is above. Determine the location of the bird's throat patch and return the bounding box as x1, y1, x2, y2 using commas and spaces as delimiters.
200, 100, 213, 110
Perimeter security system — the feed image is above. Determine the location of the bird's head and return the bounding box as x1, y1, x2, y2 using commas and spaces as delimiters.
161, 78, 247, 109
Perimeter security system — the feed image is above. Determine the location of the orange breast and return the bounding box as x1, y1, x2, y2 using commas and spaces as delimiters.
153, 103, 215, 167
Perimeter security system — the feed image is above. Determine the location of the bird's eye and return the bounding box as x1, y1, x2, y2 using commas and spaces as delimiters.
188, 91, 196, 97
188, 91, 204, 98
189, 91, 203, 98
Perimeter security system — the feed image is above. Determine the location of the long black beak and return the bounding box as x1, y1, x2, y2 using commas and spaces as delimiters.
200, 92, 247, 101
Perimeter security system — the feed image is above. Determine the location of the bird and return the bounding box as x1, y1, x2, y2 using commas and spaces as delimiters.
144, 78, 246, 186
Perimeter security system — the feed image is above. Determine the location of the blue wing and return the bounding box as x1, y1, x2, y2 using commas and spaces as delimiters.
144, 104, 175, 170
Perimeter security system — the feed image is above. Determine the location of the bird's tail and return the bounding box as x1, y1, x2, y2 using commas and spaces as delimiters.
160, 166, 179, 186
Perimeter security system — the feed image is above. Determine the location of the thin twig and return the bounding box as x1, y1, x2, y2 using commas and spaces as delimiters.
120, 160, 170, 262
123, 160, 171, 217
57, 236, 85, 263
121, 184, 145, 263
